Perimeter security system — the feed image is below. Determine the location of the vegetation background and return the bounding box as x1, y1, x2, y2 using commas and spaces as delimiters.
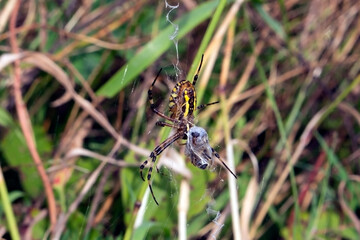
0, 0, 360, 239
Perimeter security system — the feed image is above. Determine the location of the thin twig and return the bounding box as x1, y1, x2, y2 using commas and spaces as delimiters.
0, 166, 21, 240
178, 179, 190, 240
52, 138, 123, 239
9, 0, 57, 230
218, 7, 242, 240
338, 181, 360, 234
84, 166, 114, 235
250, 108, 326, 237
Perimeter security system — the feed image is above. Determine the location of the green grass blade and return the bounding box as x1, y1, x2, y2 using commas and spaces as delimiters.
187, 0, 227, 82
254, 3, 286, 40
0, 167, 21, 240
97, 0, 218, 98
0, 107, 14, 127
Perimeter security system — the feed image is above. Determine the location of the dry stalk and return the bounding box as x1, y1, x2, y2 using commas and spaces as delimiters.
9, 0, 57, 230
338, 181, 360, 234
52, 138, 123, 239
250, 109, 326, 237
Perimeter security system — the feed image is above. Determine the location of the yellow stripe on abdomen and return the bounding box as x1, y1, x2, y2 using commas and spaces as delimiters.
184, 90, 190, 117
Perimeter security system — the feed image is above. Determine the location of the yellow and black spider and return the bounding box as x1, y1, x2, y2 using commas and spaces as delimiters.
140, 55, 237, 205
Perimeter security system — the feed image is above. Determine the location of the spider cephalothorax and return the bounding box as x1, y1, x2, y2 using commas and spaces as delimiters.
140, 55, 237, 205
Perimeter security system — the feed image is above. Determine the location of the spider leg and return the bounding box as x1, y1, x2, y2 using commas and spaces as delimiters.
139, 159, 148, 181
192, 54, 204, 86
148, 69, 180, 123
212, 148, 237, 179
140, 132, 183, 205
196, 101, 219, 111
156, 121, 179, 128
148, 184, 159, 205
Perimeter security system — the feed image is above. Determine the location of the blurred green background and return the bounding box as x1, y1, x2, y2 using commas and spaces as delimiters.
1, 0, 360, 239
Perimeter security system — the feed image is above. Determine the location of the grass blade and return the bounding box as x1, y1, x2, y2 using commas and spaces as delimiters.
97, 1, 218, 97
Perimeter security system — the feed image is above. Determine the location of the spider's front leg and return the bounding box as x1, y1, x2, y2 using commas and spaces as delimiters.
212, 148, 238, 179
139, 151, 159, 205
139, 132, 183, 205
139, 152, 155, 181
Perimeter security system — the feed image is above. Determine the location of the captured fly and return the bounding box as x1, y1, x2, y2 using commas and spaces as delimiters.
185, 126, 237, 179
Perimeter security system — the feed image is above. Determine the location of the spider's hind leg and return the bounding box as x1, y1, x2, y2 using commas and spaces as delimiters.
156, 121, 179, 128
193, 54, 204, 86
148, 68, 163, 108
148, 69, 180, 123
196, 101, 219, 111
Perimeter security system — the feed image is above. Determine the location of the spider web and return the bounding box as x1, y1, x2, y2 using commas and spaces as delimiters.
165, 0, 181, 78
132, 3, 184, 238
206, 206, 225, 240
134, 2, 231, 239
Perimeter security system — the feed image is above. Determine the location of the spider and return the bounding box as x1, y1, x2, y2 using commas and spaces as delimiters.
140, 55, 237, 205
